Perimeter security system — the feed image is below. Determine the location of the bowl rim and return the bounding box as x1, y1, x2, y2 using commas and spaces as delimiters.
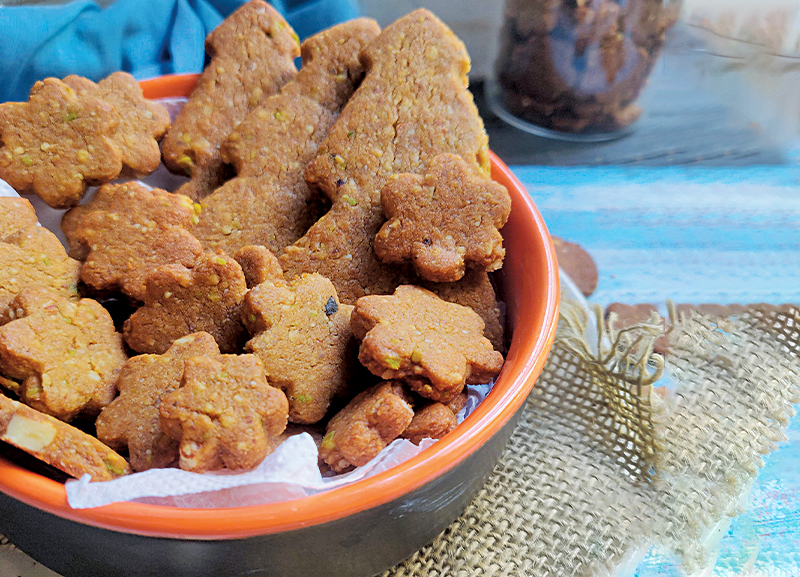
0, 74, 560, 540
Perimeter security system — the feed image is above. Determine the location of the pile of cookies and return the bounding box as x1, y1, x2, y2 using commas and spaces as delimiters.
0, 1, 511, 483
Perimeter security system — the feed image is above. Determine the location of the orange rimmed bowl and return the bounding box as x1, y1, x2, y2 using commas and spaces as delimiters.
0, 74, 560, 577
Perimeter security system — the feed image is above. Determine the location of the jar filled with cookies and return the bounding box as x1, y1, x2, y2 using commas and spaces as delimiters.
488, 0, 681, 140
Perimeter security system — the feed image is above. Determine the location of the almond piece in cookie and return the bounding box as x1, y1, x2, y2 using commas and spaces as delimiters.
0, 393, 130, 480
123, 252, 248, 354
0, 288, 127, 421
0, 77, 122, 208
159, 354, 288, 472
351, 285, 504, 402
376, 153, 511, 282
96, 332, 220, 471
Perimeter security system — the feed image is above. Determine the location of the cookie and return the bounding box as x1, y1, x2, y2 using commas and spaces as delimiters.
280, 9, 490, 303
0, 393, 130, 480
552, 236, 598, 297
0, 224, 80, 313
233, 245, 284, 289
422, 269, 505, 351
0, 77, 122, 208
62, 182, 203, 301
0, 287, 127, 421
191, 19, 380, 256
0, 197, 37, 240
63, 72, 170, 175
318, 381, 413, 472
242, 273, 357, 424
375, 153, 511, 282
400, 401, 458, 445
123, 252, 248, 354
96, 332, 220, 471
159, 354, 288, 472
162, 0, 300, 200
351, 285, 504, 402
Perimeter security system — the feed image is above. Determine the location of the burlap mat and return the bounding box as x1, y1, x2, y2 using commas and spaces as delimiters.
384, 302, 800, 577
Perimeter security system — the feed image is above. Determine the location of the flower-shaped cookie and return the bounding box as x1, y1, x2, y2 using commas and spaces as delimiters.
62, 182, 203, 301
63, 72, 170, 175
0, 287, 127, 421
0, 78, 122, 208
0, 224, 80, 312
242, 273, 356, 424
159, 354, 288, 472
351, 285, 505, 402
319, 381, 413, 472
123, 252, 249, 354
375, 154, 511, 283
96, 332, 220, 471
0, 197, 37, 240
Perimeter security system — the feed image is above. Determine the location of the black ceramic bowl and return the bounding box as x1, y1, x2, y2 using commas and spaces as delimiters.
0, 74, 560, 577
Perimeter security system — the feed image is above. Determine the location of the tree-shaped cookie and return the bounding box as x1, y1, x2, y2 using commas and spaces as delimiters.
63, 72, 170, 175
0, 77, 122, 208
123, 252, 248, 354
0, 225, 80, 312
191, 19, 380, 255
162, 0, 300, 200
96, 332, 220, 471
279, 9, 490, 303
319, 381, 414, 472
375, 153, 511, 282
351, 285, 504, 402
0, 197, 37, 240
242, 273, 356, 424
0, 287, 127, 421
159, 354, 288, 472
62, 182, 203, 301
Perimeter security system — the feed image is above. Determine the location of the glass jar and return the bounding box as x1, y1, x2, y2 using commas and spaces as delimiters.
489, 0, 680, 140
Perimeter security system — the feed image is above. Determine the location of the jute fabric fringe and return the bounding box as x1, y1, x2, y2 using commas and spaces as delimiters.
384, 303, 800, 576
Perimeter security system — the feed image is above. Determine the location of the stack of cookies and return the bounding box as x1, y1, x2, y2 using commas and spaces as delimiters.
0, 1, 512, 481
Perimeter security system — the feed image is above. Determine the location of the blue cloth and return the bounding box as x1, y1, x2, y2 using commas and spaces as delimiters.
0, 0, 360, 103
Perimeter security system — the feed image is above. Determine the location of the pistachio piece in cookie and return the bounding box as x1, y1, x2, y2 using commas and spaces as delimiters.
351, 285, 504, 402
0, 287, 127, 421
159, 354, 288, 472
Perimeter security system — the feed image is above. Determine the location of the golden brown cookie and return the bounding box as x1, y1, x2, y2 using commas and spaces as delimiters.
162, 0, 300, 200
191, 19, 380, 256
0, 77, 122, 208
351, 285, 504, 402
0, 197, 38, 240
62, 182, 203, 301
552, 236, 598, 297
96, 332, 221, 471
376, 153, 511, 282
123, 252, 248, 354
0, 393, 130, 480
159, 354, 288, 472
319, 381, 413, 472
280, 9, 490, 303
401, 401, 458, 445
242, 273, 357, 424
233, 245, 284, 289
0, 287, 127, 421
63, 72, 170, 175
0, 224, 80, 313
